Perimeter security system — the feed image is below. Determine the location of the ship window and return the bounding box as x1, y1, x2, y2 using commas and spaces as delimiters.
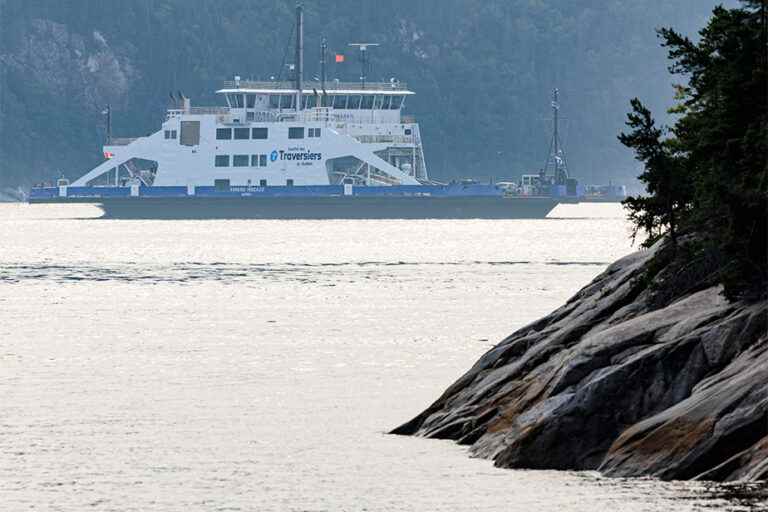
404, 128, 412, 135
280, 94, 294, 109
259, 154, 267, 166
269, 95, 280, 109
234, 127, 250, 140
286, 179, 294, 187
233, 154, 249, 167
216, 128, 232, 140
252, 127, 268, 139
288, 127, 304, 139
215, 155, 230, 167
251, 155, 259, 167
308, 128, 321, 138
260, 179, 267, 186
333, 95, 348, 109
305, 95, 316, 109
246, 94, 256, 108
361, 95, 374, 109
164, 130, 171, 139
171, 130, 177, 139
347, 95, 361, 109
246, 112, 255, 121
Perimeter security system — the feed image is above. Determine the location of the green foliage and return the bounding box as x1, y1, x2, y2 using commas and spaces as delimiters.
618, 98, 691, 247
621, 0, 767, 300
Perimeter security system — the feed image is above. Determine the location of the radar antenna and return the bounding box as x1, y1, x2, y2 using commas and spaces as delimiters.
348, 43, 380, 89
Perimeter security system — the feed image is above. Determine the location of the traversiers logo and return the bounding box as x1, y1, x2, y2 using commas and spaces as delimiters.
271, 149, 322, 161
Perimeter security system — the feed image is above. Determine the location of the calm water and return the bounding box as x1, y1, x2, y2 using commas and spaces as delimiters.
0, 203, 765, 511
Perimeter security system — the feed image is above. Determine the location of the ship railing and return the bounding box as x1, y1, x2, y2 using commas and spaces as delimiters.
107, 137, 138, 146
223, 80, 409, 91
167, 107, 231, 119
213, 108, 413, 126
352, 134, 415, 144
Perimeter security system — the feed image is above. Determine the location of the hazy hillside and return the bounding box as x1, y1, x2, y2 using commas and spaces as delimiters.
0, 0, 727, 188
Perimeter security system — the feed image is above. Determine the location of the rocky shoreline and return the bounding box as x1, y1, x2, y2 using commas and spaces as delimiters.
393, 242, 767, 481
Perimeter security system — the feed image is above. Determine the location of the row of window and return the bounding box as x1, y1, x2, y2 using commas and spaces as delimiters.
216, 127, 269, 140
215, 154, 269, 168
164, 130, 178, 139
215, 126, 320, 141
225, 93, 405, 111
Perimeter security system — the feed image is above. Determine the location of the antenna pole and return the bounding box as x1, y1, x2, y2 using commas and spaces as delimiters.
320, 37, 327, 106
349, 43, 379, 90
295, 4, 304, 112
105, 104, 112, 145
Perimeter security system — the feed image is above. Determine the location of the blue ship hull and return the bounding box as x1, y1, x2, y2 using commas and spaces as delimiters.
29, 184, 570, 219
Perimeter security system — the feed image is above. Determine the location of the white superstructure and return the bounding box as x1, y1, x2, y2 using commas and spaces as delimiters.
73, 79, 427, 188
72, 4, 429, 191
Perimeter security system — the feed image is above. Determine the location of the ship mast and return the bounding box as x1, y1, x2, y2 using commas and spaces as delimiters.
295, 4, 304, 112
544, 88, 569, 185
320, 37, 327, 107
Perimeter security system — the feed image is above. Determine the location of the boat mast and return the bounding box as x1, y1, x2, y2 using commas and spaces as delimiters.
104, 104, 112, 145
544, 88, 568, 185
553, 88, 559, 179
295, 4, 304, 112
320, 37, 327, 107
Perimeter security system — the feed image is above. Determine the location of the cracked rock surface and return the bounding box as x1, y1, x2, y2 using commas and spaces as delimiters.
392, 243, 767, 481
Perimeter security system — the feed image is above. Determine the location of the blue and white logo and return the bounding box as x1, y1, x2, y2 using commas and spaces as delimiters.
270, 150, 279, 162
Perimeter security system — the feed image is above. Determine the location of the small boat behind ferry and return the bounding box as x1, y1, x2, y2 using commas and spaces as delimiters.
29, 6, 579, 219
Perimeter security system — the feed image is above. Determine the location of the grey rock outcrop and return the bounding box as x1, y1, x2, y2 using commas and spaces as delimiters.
392, 243, 767, 481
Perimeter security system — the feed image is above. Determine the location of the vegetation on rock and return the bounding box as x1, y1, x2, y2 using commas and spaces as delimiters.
619, 1, 767, 300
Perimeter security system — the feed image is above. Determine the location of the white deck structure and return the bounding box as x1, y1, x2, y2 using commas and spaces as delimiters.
72, 79, 429, 188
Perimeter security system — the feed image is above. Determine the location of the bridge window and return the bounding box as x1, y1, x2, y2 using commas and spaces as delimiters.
233, 154, 249, 167
216, 128, 232, 140
269, 95, 280, 109
347, 95, 361, 109
380, 96, 392, 109
246, 94, 256, 108
305, 95, 316, 109
333, 95, 348, 109
215, 155, 230, 167
280, 94, 295, 109
288, 127, 304, 139
361, 95, 374, 109
234, 127, 250, 140
393, 96, 405, 109
252, 127, 268, 139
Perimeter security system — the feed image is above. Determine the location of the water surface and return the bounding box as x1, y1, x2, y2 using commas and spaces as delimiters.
0, 203, 765, 511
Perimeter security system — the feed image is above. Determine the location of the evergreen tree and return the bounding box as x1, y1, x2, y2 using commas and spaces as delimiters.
621, 0, 767, 299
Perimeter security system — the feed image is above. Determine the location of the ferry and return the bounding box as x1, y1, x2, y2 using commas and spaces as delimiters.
29, 6, 580, 219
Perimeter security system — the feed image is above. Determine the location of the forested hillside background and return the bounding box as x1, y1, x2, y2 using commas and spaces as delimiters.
0, 0, 731, 190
